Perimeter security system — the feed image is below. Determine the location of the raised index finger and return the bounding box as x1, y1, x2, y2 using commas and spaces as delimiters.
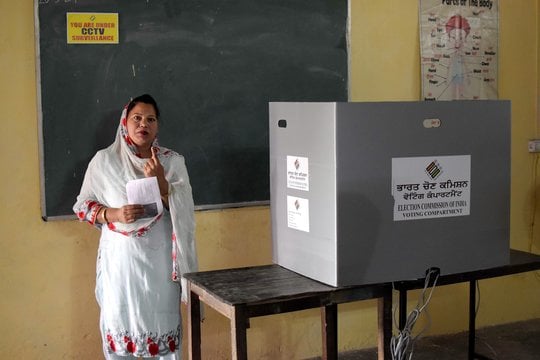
151, 146, 160, 164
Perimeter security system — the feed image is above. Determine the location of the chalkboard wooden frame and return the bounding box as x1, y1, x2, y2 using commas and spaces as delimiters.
35, 0, 349, 220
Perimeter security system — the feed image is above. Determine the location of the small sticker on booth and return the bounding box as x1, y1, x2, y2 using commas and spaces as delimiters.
287, 195, 310, 232
392, 155, 471, 221
67, 13, 119, 44
287, 156, 309, 191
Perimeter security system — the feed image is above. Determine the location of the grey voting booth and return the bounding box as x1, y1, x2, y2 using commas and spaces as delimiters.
269, 101, 510, 287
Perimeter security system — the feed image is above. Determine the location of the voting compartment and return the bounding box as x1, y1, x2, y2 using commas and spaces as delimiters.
269, 101, 510, 287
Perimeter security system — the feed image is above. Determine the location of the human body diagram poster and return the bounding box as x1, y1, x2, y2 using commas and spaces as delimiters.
420, 0, 499, 100
392, 155, 471, 221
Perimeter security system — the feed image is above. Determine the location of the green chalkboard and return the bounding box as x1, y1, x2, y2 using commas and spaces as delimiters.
36, 0, 348, 219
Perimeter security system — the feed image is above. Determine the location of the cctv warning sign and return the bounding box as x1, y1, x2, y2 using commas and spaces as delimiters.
67, 13, 119, 44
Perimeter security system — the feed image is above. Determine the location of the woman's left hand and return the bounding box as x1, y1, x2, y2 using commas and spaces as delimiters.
144, 147, 168, 196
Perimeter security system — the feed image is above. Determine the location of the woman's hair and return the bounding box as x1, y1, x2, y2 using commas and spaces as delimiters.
127, 94, 160, 118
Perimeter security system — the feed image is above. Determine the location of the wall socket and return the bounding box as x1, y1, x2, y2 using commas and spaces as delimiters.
528, 140, 540, 153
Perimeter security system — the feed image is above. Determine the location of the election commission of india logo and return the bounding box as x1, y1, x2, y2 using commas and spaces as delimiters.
426, 160, 443, 180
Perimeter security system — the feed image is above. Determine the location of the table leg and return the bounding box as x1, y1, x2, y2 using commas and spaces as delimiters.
378, 289, 393, 360
468, 280, 476, 360
231, 306, 248, 360
188, 287, 201, 360
470, 280, 495, 360
321, 304, 338, 360
399, 289, 407, 330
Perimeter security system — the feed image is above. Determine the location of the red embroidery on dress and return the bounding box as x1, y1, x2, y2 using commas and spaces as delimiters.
90, 205, 103, 225
105, 328, 180, 357
161, 149, 179, 158
171, 232, 179, 281
106, 334, 116, 352
124, 336, 136, 353
137, 228, 146, 237
148, 340, 159, 356
76, 200, 103, 225
106, 219, 161, 238
126, 341, 136, 353
168, 338, 176, 352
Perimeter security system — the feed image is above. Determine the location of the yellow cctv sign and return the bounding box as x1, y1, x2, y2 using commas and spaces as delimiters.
67, 13, 119, 44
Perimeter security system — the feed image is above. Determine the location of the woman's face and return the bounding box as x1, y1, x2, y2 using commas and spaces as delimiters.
126, 102, 159, 153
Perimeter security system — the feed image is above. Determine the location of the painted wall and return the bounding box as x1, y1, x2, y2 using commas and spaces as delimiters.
1, 1, 538, 359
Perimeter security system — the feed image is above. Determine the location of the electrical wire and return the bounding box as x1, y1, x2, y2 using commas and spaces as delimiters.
390, 268, 440, 360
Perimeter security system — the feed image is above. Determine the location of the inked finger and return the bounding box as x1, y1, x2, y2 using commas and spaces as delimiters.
151, 146, 159, 162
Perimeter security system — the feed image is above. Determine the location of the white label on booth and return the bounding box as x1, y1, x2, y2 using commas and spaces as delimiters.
287, 156, 309, 191
392, 155, 471, 221
287, 195, 310, 232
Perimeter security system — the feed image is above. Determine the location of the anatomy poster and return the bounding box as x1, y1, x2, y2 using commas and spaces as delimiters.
420, 0, 498, 100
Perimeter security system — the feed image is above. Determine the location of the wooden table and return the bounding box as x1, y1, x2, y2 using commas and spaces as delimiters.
184, 264, 392, 360
393, 249, 540, 360
185, 250, 540, 360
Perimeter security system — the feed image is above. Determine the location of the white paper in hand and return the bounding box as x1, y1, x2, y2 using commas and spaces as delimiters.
126, 177, 163, 218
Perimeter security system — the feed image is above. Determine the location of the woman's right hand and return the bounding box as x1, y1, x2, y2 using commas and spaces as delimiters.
108, 205, 145, 224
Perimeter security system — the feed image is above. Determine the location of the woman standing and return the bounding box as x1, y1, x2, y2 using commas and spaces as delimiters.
74, 94, 198, 359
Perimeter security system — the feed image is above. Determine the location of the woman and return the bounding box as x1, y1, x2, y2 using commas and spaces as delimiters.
73, 94, 198, 359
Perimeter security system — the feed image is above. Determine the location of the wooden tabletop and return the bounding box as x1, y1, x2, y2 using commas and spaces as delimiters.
184, 264, 390, 309
184, 250, 540, 304
393, 249, 540, 290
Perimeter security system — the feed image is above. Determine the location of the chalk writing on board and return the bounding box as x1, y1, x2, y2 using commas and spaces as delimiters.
39, 0, 78, 5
